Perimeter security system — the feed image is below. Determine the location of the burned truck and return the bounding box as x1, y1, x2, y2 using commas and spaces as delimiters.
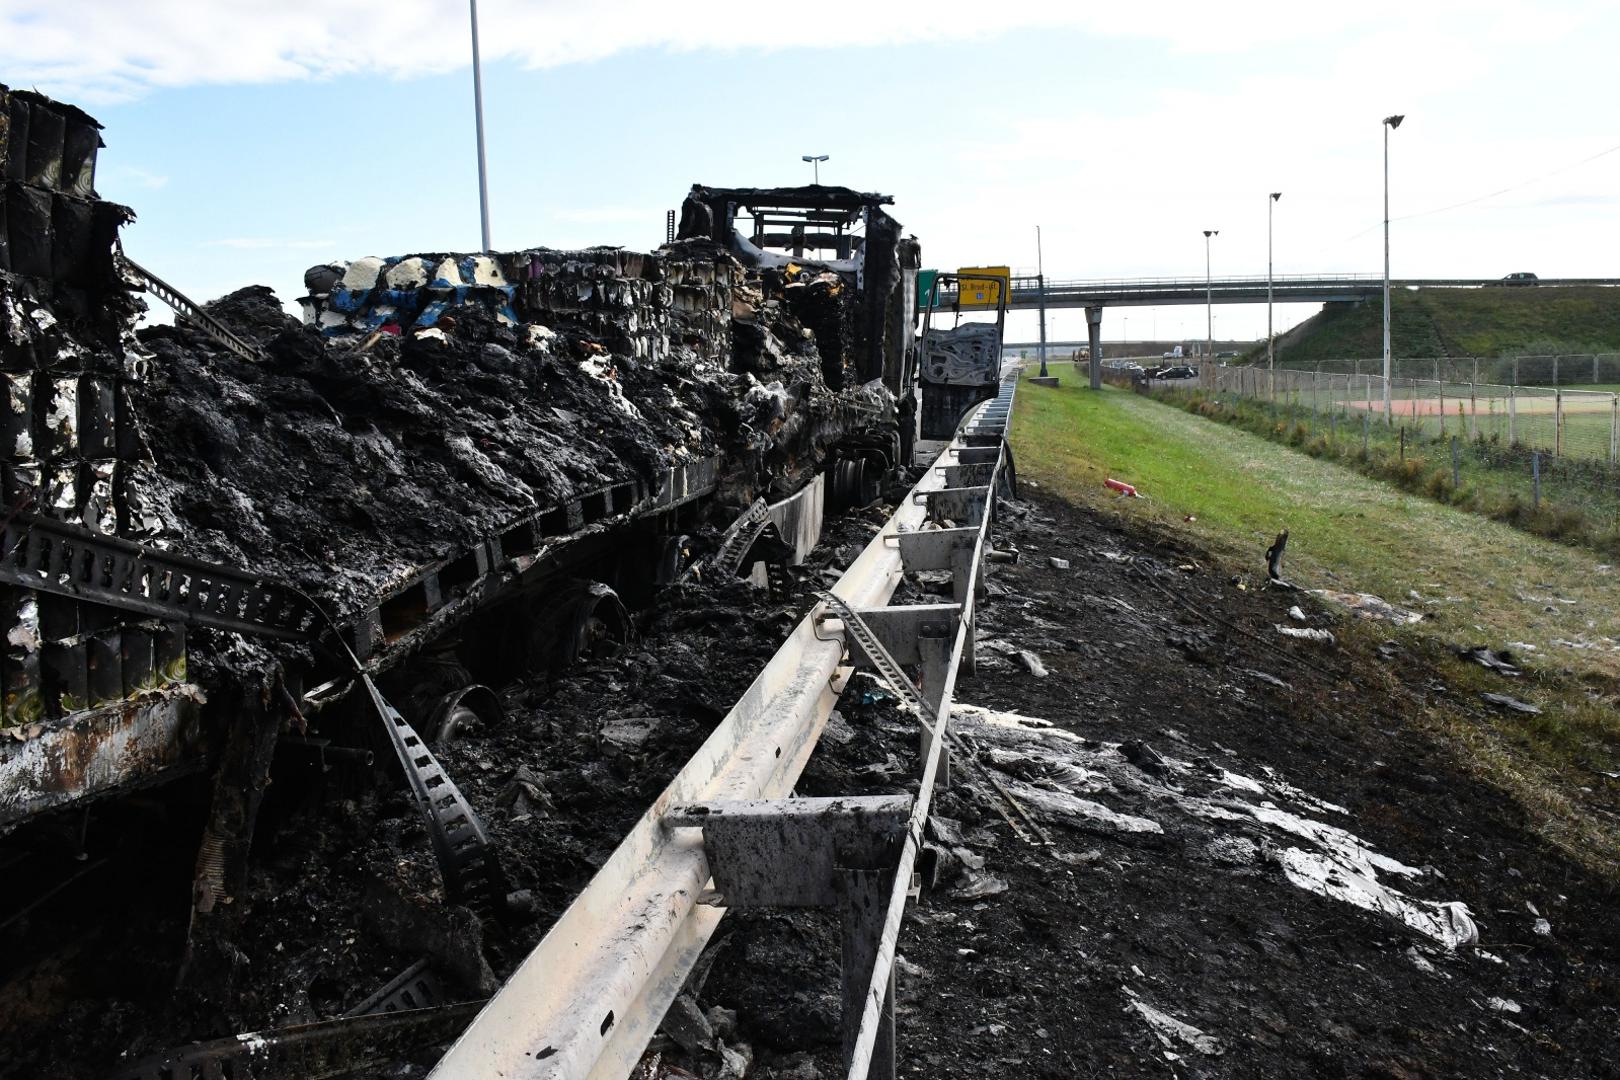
0, 80, 940, 1013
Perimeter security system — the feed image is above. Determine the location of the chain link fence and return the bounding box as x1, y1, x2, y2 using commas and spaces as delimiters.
1171, 362, 1620, 552
1222, 365, 1620, 465
1284, 354, 1620, 388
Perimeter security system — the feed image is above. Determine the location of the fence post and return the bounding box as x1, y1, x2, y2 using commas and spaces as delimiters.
1513, 355, 1520, 387
1595, 354, 1601, 384
1611, 394, 1618, 464
1400, 426, 1406, 461
1438, 380, 1446, 436
1556, 389, 1563, 457
1451, 436, 1460, 489
1532, 451, 1541, 510
1509, 385, 1517, 445
1472, 357, 1479, 386
1469, 381, 1477, 440
1330, 410, 1337, 443
1362, 412, 1370, 455
1553, 354, 1560, 388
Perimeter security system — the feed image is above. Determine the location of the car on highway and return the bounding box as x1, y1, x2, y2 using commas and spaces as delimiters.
1498, 272, 1539, 286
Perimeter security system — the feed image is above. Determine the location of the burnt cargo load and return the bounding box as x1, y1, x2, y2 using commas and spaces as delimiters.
1, 162, 914, 833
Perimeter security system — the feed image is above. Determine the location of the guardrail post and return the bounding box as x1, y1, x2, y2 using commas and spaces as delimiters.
842, 866, 897, 1080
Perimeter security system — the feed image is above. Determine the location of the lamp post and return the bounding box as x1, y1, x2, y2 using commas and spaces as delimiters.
1203, 229, 1218, 371
802, 154, 829, 185
1036, 225, 1049, 377
1267, 192, 1281, 396
1382, 114, 1404, 421
469, 0, 492, 251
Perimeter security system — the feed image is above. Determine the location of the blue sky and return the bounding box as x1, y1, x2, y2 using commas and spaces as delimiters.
6, 1, 1618, 345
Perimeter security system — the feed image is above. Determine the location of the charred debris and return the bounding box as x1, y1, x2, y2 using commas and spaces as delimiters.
0, 82, 956, 1045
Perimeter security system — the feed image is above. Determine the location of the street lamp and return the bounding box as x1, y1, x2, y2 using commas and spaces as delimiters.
1036, 224, 1049, 377
469, 0, 492, 251
1203, 229, 1218, 370
1382, 114, 1404, 421
802, 154, 829, 185
1267, 192, 1281, 396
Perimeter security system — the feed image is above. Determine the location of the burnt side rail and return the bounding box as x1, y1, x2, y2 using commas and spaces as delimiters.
121, 254, 272, 364
0, 510, 319, 641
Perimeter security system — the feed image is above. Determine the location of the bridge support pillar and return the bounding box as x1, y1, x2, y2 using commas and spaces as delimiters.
1086, 305, 1103, 390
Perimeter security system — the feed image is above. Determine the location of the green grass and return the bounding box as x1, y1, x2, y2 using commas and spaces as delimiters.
1161, 387, 1620, 556
1013, 364, 1620, 869
1254, 286, 1620, 367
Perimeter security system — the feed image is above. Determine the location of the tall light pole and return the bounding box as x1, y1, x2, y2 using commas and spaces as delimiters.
1267, 192, 1281, 395
1203, 229, 1218, 370
1036, 225, 1049, 378
1382, 114, 1404, 421
802, 154, 829, 184
469, 0, 492, 252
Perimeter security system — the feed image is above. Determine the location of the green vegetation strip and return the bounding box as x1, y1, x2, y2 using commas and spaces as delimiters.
1012, 363, 1619, 868
1157, 385, 1620, 557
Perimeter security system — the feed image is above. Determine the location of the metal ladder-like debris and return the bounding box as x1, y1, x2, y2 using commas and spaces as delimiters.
814, 589, 1047, 846
706, 496, 772, 579
813, 588, 926, 714
122, 254, 271, 365
360, 674, 503, 910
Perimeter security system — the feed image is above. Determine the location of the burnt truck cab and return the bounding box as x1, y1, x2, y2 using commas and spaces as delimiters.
677, 184, 922, 464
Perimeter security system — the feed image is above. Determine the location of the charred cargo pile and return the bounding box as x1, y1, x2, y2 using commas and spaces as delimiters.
147, 236, 887, 619
0, 84, 181, 749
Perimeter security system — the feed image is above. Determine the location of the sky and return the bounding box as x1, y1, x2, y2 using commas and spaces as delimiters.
3, 0, 1617, 345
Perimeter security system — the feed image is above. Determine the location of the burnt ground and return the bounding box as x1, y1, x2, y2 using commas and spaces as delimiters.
5, 487, 1619, 1078
682, 490, 1620, 1080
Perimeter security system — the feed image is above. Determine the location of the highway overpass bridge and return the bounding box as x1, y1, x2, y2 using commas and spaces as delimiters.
929, 273, 1620, 389
931, 273, 1620, 311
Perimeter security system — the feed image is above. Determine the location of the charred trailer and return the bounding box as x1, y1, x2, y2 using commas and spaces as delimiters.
1, 91, 920, 1023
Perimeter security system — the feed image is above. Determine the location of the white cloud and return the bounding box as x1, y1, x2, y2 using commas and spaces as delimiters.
0, 0, 1533, 103
204, 238, 338, 251
100, 165, 169, 189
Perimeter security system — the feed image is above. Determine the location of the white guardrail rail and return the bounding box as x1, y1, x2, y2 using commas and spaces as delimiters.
432, 369, 1022, 1080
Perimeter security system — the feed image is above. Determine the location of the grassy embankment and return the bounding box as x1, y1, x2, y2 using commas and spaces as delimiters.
1011, 363, 1620, 870
1259, 286, 1620, 369
1151, 385, 1620, 556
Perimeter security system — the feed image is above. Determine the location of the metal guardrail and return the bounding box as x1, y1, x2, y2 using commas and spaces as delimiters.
430, 372, 1022, 1080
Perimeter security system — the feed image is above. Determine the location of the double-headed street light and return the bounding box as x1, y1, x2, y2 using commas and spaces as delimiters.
1267, 192, 1281, 395
1382, 114, 1404, 420
1203, 229, 1218, 370
802, 154, 829, 185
